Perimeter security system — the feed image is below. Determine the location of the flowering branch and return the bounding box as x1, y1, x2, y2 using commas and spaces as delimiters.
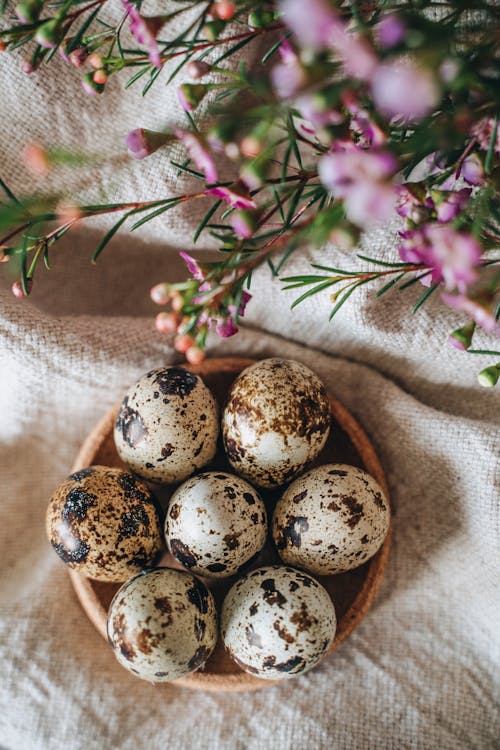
1, 0, 499, 386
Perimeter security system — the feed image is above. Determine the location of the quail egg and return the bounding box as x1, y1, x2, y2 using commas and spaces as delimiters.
107, 567, 218, 682
222, 358, 331, 488
272, 463, 390, 575
221, 565, 336, 680
114, 366, 219, 484
165, 471, 267, 578
46, 466, 162, 582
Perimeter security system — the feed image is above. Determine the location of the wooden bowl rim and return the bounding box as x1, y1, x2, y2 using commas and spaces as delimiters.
68, 356, 391, 692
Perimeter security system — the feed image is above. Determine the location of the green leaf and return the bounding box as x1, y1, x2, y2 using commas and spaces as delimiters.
376, 272, 406, 297
0, 177, 19, 205
262, 32, 291, 64
357, 254, 416, 268
194, 199, 221, 243
67, 4, 101, 53
130, 200, 183, 231
91, 214, 129, 262
412, 283, 439, 312
291, 279, 335, 309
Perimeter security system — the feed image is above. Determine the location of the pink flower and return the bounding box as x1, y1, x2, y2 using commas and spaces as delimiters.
271, 59, 308, 99
122, 1, 165, 68
461, 154, 484, 186
216, 317, 239, 338
434, 188, 471, 223
319, 148, 397, 226
176, 130, 217, 183
330, 26, 378, 82
295, 94, 343, 129
205, 183, 256, 210
399, 224, 480, 292
376, 15, 406, 47
372, 59, 440, 122
442, 293, 499, 334
279, 0, 340, 49
179, 251, 204, 281
471, 117, 500, 156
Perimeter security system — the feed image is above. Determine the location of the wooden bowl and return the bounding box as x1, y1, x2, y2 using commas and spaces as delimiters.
69, 357, 391, 691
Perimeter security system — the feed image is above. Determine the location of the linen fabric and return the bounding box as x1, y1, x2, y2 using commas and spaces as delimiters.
0, 3, 499, 747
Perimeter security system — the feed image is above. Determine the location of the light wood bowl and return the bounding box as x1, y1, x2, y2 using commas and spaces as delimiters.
69, 357, 391, 691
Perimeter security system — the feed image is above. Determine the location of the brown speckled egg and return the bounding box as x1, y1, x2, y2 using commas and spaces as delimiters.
107, 567, 217, 682
222, 358, 330, 488
221, 565, 336, 680
114, 366, 219, 484
46, 466, 162, 582
272, 464, 390, 575
165, 471, 267, 578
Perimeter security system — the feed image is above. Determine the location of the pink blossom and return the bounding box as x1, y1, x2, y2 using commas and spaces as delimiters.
376, 15, 406, 47
122, 1, 165, 68
295, 94, 343, 129
205, 183, 256, 210
179, 251, 204, 281
434, 188, 471, 223
461, 154, 484, 186
176, 130, 217, 183
470, 117, 500, 156
126, 129, 172, 160
319, 148, 397, 226
399, 224, 480, 292
271, 59, 308, 99
372, 59, 440, 122
279, 0, 340, 49
230, 210, 258, 239
330, 26, 378, 82
216, 317, 238, 338
442, 293, 499, 334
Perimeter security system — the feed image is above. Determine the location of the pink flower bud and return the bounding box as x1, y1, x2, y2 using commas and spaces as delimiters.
150, 282, 170, 305
177, 83, 208, 111
185, 346, 205, 365
155, 312, 180, 333
187, 61, 211, 80
93, 69, 108, 85
68, 47, 88, 67
213, 1, 236, 21
21, 59, 37, 74
22, 143, 50, 175
88, 53, 103, 69
81, 72, 105, 95
171, 292, 184, 312
174, 333, 195, 353
12, 279, 32, 298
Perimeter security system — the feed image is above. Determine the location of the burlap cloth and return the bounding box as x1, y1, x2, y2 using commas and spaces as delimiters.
0, 5, 499, 747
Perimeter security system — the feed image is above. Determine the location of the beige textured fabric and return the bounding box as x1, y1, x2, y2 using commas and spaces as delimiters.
0, 4, 499, 748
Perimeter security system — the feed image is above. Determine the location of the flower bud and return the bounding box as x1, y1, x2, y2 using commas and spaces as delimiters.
68, 47, 88, 67
240, 136, 262, 159
174, 333, 195, 353
12, 279, 32, 298
81, 72, 105, 95
448, 321, 475, 351
240, 159, 266, 190
171, 293, 184, 313
213, 1, 235, 21
88, 53, 103, 69
15, 0, 43, 23
150, 282, 170, 305
126, 128, 173, 160
185, 345, 205, 365
177, 83, 208, 111
230, 209, 259, 239
203, 19, 225, 41
155, 311, 180, 333
248, 9, 274, 28
477, 364, 500, 388
187, 60, 212, 80
0, 246, 10, 262
22, 143, 50, 175
0, 40, 6, 52
20, 59, 37, 74
35, 19, 61, 49
93, 69, 108, 85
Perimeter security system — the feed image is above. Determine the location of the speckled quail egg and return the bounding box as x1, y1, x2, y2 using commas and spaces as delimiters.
165, 471, 267, 578
221, 565, 336, 680
107, 567, 218, 682
222, 358, 330, 488
272, 463, 390, 575
46, 466, 162, 582
114, 366, 219, 484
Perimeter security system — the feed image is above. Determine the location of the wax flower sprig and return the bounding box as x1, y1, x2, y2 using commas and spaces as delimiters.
0, 0, 499, 385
